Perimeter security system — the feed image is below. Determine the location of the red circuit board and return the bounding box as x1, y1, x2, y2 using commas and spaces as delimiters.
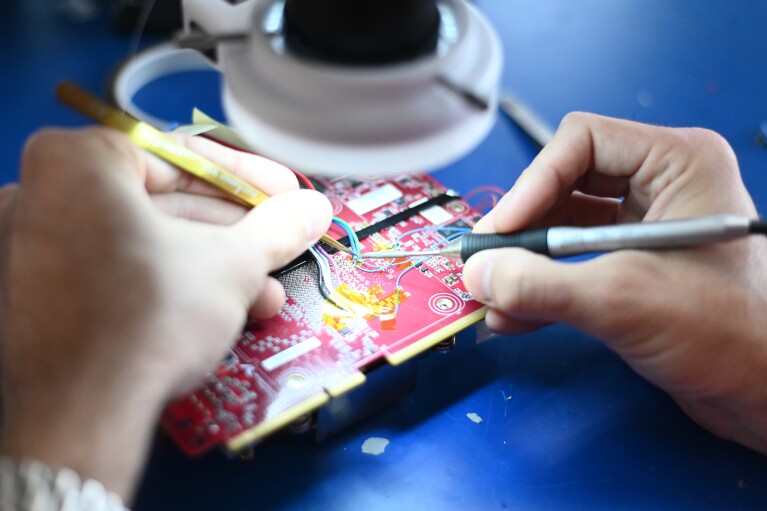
162, 171, 487, 455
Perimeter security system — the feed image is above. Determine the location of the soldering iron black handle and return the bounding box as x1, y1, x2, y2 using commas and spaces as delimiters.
460, 230, 550, 261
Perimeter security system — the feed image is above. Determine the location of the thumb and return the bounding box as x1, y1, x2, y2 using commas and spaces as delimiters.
462, 248, 648, 338
229, 188, 332, 283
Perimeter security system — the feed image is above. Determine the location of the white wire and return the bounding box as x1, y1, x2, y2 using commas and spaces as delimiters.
308, 246, 337, 294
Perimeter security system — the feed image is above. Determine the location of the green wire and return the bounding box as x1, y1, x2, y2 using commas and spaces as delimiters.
332, 217, 361, 256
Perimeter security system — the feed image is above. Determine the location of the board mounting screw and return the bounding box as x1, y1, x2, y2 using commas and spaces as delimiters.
432, 335, 457, 353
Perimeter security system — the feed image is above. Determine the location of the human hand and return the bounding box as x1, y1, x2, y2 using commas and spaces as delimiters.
0, 127, 332, 499
462, 113, 767, 453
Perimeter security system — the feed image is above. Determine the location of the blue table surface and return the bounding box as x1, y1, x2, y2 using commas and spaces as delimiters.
2, 1, 766, 510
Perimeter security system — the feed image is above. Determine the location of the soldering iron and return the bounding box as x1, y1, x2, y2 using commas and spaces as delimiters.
359, 215, 767, 263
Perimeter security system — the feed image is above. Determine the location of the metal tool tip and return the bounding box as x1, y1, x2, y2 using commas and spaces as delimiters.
358, 250, 440, 259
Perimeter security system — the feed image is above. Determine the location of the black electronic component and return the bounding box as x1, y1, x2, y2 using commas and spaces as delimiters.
283, 0, 440, 65
436, 219, 472, 239
308, 177, 328, 193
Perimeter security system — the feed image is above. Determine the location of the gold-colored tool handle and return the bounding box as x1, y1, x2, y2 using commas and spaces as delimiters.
55, 81, 349, 254
56, 81, 270, 207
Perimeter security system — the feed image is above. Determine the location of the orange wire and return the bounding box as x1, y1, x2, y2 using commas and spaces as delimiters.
463, 185, 507, 202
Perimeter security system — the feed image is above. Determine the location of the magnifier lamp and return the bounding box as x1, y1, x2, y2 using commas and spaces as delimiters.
181, 0, 502, 175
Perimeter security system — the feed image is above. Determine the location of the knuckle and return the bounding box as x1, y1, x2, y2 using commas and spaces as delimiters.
82, 127, 142, 167
21, 127, 139, 185
669, 127, 744, 195
20, 129, 79, 187
22, 128, 56, 154
683, 126, 729, 148
679, 127, 737, 164
558, 111, 605, 136
21, 129, 61, 172
558, 112, 586, 136
0, 183, 18, 200
560, 111, 591, 126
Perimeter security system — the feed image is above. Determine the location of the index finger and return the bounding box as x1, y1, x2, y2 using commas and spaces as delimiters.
476, 112, 681, 233
142, 133, 299, 198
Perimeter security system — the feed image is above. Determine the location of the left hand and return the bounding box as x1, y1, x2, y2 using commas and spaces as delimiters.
0, 127, 332, 500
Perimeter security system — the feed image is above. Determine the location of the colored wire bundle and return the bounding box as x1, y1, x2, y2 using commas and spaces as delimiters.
332, 217, 362, 257
309, 243, 341, 300
315, 244, 341, 285
311, 222, 472, 319
308, 245, 334, 300
463, 185, 505, 214
354, 226, 471, 273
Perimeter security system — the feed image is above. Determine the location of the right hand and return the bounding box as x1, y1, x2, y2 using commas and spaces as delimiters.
462, 113, 767, 453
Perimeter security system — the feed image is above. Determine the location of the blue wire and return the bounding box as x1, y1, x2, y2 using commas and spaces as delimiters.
328, 225, 471, 314
394, 226, 471, 247
332, 218, 361, 257
356, 261, 397, 273
393, 264, 417, 315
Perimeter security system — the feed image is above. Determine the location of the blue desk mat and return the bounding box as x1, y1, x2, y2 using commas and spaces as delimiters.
2, 1, 765, 509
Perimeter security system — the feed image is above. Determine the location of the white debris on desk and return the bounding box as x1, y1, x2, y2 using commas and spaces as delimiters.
466, 412, 483, 424
361, 437, 390, 456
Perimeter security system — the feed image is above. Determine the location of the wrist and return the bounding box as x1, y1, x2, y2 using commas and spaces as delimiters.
0, 457, 128, 511
0, 366, 168, 500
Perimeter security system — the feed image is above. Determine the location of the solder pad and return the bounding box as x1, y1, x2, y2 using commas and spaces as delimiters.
162, 171, 487, 455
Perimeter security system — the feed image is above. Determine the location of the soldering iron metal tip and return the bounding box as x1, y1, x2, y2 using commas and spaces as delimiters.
358, 250, 441, 259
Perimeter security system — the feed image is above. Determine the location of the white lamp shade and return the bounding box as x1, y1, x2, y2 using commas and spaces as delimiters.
184, 0, 503, 176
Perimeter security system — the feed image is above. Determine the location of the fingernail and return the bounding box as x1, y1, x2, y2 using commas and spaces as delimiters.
480, 258, 495, 307
464, 253, 496, 307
